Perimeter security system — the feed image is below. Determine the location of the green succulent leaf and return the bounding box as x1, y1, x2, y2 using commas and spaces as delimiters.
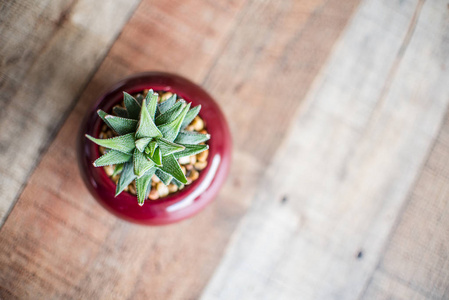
174, 131, 210, 145
135, 137, 152, 152
181, 105, 201, 129
136, 98, 163, 139
158, 103, 190, 142
97, 110, 113, 129
113, 106, 128, 118
156, 138, 185, 156
157, 94, 177, 115
146, 147, 162, 166
146, 90, 159, 119
112, 163, 124, 176
115, 161, 136, 196
123, 92, 141, 119
155, 100, 185, 125
155, 169, 173, 185
174, 144, 209, 159
105, 115, 138, 135
136, 168, 156, 206
133, 148, 156, 177
135, 94, 144, 106
171, 178, 184, 188
146, 140, 158, 156
93, 150, 132, 167
86, 133, 136, 154
160, 154, 188, 184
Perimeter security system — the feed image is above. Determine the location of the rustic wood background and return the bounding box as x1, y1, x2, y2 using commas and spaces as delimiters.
1, 0, 448, 299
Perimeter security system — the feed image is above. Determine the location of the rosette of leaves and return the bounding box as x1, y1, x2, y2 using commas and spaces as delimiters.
85, 90, 210, 206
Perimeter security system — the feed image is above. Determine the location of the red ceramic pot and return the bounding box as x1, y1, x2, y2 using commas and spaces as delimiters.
77, 72, 232, 225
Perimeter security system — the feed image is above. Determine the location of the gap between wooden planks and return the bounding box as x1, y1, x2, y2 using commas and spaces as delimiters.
0, 0, 360, 299
0, 0, 141, 225
201, 0, 449, 299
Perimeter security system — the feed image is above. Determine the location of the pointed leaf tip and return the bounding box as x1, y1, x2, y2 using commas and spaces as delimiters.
136, 98, 163, 139
123, 92, 141, 120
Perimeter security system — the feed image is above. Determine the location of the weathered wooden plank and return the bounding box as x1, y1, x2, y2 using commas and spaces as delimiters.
201, 0, 449, 299
0, 0, 359, 299
0, 0, 141, 225
361, 113, 449, 299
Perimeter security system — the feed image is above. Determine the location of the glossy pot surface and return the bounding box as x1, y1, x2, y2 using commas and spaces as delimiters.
77, 72, 232, 225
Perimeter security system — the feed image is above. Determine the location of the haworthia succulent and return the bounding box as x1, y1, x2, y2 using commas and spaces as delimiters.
159, 154, 187, 184
86, 90, 210, 205
136, 98, 163, 139
136, 168, 156, 205
146, 147, 162, 166
158, 103, 190, 142
113, 106, 128, 118
174, 144, 209, 159
93, 150, 132, 167
112, 163, 124, 177
157, 94, 176, 115
181, 105, 201, 129
156, 138, 185, 156
174, 131, 210, 145
135, 94, 144, 106
155, 100, 185, 125
135, 137, 152, 152
155, 169, 173, 185
104, 115, 138, 135
86, 133, 136, 154
146, 89, 158, 119
97, 109, 113, 128
171, 178, 184, 188
123, 92, 141, 119
133, 148, 155, 177
115, 161, 136, 196
146, 140, 158, 156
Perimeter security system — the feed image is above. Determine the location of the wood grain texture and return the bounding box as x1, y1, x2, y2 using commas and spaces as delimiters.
0, 0, 359, 299
361, 117, 449, 300
0, 0, 141, 225
201, 0, 449, 299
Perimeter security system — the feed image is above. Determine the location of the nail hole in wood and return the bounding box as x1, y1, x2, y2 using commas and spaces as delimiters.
281, 195, 288, 204
356, 250, 363, 259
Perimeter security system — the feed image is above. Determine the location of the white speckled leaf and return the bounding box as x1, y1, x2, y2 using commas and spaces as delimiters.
136, 98, 162, 139
160, 154, 187, 184
115, 161, 136, 196
174, 131, 210, 145
123, 92, 141, 119
155, 169, 173, 185
174, 144, 208, 159
136, 168, 156, 206
133, 148, 156, 177
146, 147, 162, 166
181, 105, 201, 129
86, 133, 136, 154
155, 100, 185, 125
146, 90, 158, 119
157, 93, 177, 115
93, 150, 132, 167
156, 138, 185, 156
105, 115, 138, 135
135, 137, 152, 152
113, 106, 128, 118
146, 140, 158, 156
158, 103, 190, 142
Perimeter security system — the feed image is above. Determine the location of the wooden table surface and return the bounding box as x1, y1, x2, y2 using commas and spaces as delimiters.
1, 0, 449, 299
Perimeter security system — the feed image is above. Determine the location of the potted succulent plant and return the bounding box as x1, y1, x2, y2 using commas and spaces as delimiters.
77, 72, 231, 225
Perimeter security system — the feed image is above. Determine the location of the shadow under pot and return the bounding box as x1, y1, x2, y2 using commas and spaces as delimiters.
77, 72, 232, 225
